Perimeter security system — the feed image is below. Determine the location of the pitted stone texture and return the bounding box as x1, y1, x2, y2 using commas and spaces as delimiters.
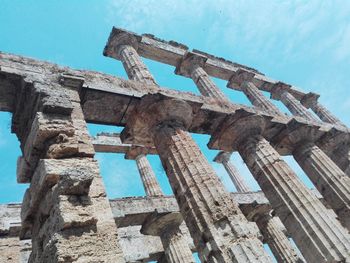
135, 154, 163, 196
0, 236, 21, 263
214, 151, 252, 192
24, 158, 125, 263
255, 214, 305, 263
293, 142, 350, 230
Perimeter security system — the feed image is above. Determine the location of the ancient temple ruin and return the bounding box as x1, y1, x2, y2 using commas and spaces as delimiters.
1, 27, 350, 263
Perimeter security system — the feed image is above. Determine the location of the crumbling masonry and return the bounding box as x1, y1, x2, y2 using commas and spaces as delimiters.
0, 27, 350, 262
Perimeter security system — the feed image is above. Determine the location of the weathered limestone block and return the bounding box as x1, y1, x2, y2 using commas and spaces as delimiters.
0, 236, 21, 263
23, 158, 125, 263
17, 112, 76, 183
121, 95, 272, 263
209, 112, 350, 262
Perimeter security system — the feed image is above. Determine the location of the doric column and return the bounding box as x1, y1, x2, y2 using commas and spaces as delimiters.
118, 45, 157, 85
176, 52, 229, 102
301, 92, 345, 126
293, 142, 350, 230
142, 213, 195, 263
208, 113, 350, 262
14, 80, 125, 262
121, 96, 272, 263
271, 82, 319, 121
228, 69, 283, 115
255, 213, 305, 263
214, 151, 252, 192
135, 154, 163, 196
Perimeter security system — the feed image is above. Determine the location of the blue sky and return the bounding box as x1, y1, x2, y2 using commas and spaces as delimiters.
0, 1, 350, 213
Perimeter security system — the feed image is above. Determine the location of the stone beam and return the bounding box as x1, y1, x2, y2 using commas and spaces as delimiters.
1, 52, 349, 156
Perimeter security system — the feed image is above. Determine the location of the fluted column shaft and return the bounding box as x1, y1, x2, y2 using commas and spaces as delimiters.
293, 142, 350, 230
221, 158, 251, 192
256, 215, 304, 263
161, 228, 195, 263
135, 154, 163, 196
118, 45, 157, 85
153, 124, 272, 263
310, 102, 344, 126
242, 82, 282, 115
190, 65, 229, 102
329, 146, 350, 176
280, 91, 318, 121
238, 135, 350, 262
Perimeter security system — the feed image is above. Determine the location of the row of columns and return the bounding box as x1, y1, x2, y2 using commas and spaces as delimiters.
112, 38, 350, 262
214, 152, 305, 263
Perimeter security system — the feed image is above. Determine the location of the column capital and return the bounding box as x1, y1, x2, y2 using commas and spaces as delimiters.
103, 27, 140, 60
120, 93, 202, 146
175, 51, 207, 77
300, 92, 320, 108
270, 81, 292, 100
213, 151, 231, 163
271, 118, 325, 155
227, 68, 255, 90
141, 211, 183, 237
208, 109, 269, 152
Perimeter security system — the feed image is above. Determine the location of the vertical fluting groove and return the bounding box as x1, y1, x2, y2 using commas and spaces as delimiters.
328, 146, 350, 177
135, 154, 163, 196
222, 159, 251, 192
239, 135, 350, 262
256, 215, 305, 263
119, 45, 157, 85
311, 102, 344, 126
280, 91, 319, 121
190, 65, 229, 102
163, 231, 196, 263
242, 82, 282, 115
153, 125, 272, 263
293, 143, 350, 230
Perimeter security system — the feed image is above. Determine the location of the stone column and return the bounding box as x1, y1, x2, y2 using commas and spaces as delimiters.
135, 154, 163, 196
301, 92, 345, 126
214, 151, 252, 192
14, 81, 125, 262
121, 96, 272, 263
228, 70, 283, 115
118, 45, 157, 85
271, 83, 319, 121
255, 213, 305, 263
293, 142, 350, 230
208, 113, 350, 262
176, 52, 229, 102
142, 213, 195, 263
